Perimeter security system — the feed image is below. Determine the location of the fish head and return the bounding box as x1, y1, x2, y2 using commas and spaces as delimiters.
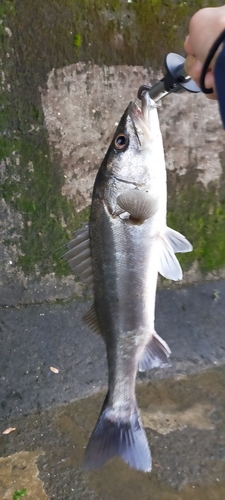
93, 92, 166, 215
97, 92, 165, 189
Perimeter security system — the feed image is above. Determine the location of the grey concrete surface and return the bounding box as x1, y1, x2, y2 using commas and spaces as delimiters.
0, 361, 225, 500
1, 280, 225, 500
1, 280, 225, 422
42, 65, 224, 210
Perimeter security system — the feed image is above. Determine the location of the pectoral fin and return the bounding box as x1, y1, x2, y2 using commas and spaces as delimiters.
157, 235, 182, 281
161, 227, 193, 253
117, 190, 158, 221
63, 224, 94, 286
157, 226, 193, 281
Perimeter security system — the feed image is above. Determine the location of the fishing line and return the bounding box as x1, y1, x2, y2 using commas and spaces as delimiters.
200, 29, 225, 94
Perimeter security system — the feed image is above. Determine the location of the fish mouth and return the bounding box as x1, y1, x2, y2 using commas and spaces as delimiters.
128, 92, 156, 143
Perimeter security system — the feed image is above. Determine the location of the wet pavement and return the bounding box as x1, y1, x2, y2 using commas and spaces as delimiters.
1, 281, 225, 499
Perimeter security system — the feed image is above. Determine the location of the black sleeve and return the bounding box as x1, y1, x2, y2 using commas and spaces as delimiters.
214, 43, 225, 129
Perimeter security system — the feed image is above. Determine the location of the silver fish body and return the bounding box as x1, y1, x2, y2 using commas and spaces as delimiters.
64, 93, 192, 472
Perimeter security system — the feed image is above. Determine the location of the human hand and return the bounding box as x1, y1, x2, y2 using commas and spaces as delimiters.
184, 6, 225, 100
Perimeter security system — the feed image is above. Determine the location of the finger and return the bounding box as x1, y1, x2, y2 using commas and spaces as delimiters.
183, 35, 193, 55
184, 56, 203, 83
204, 71, 217, 100
185, 58, 217, 99
204, 70, 215, 89
184, 54, 196, 74
205, 91, 217, 101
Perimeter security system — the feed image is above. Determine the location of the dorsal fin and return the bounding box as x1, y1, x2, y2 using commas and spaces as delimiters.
63, 224, 93, 285
83, 303, 102, 335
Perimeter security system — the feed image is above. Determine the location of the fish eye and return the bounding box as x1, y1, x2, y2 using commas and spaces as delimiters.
114, 133, 128, 150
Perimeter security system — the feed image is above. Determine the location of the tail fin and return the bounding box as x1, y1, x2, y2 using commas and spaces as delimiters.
84, 395, 151, 473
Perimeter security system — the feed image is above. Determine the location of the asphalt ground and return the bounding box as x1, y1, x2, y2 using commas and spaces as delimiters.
0, 280, 225, 499
1, 281, 225, 421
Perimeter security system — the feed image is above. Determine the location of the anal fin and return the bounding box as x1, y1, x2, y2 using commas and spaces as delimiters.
138, 331, 171, 372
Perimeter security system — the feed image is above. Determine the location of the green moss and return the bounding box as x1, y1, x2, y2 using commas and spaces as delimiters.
130, 0, 223, 66
167, 178, 225, 273
0, 0, 92, 276
1, 133, 91, 275
1, 180, 19, 202
0, 0, 14, 17
74, 33, 82, 48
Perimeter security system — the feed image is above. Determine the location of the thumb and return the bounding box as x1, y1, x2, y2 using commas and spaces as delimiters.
184, 55, 203, 84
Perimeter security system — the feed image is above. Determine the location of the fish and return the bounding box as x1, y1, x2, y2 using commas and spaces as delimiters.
63, 92, 192, 473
